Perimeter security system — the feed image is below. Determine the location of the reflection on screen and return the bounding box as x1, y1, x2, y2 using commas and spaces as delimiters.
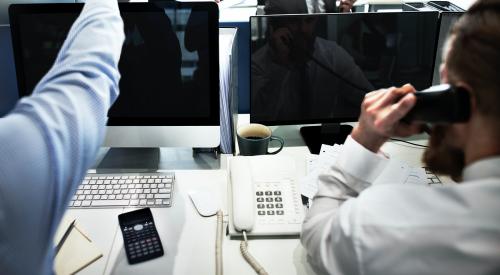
16, 7, 211, 122
250, 12, 439, 124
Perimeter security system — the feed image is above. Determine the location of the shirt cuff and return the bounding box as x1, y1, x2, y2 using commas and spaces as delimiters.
335, 135, 389, 183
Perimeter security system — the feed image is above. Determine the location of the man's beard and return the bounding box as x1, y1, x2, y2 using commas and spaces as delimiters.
423, 125, 465, 182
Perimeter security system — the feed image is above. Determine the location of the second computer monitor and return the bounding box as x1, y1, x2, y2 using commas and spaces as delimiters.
250, 12, 439, 125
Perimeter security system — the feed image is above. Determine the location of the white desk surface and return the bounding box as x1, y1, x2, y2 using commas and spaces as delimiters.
67, 120, 442, 275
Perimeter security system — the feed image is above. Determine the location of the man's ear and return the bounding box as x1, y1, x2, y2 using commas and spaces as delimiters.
439, 63, 448, 84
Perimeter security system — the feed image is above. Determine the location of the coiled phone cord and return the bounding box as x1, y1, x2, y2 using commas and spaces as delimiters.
240, 231, 269, 275
216, 210, 224, 275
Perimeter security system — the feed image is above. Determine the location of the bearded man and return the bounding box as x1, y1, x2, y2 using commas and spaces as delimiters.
301, 0, 500, 274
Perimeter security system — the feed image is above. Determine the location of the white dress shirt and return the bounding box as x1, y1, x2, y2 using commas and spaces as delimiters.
306, 0, 326, 13
301, 136, 500, 275
0, 1, 124, 274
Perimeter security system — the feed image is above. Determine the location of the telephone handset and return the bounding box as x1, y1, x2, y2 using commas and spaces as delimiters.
229, 156, 304, 237
230, 157, 256, 232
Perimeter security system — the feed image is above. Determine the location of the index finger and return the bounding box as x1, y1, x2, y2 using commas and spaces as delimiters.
381, 93, 417, 126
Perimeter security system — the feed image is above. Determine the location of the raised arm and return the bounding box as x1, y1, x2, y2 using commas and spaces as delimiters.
0, 1, 124, 273
301, 85, 422, 274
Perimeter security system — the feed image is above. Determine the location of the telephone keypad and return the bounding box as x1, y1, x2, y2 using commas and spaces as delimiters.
253, 179, 303, 227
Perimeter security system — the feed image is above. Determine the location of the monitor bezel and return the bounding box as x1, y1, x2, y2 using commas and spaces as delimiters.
9, 1, 220, 126
431, 11, 463, 85
249, 11, 440, 126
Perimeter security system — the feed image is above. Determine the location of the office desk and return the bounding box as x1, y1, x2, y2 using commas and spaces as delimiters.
65, 131, 440, 275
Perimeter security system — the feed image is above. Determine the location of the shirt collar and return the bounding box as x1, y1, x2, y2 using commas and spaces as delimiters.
463, 156, 500, 181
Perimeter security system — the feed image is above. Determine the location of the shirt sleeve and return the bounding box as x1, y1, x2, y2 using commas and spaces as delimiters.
0, 1, 124, 274
301, 135, 389, 274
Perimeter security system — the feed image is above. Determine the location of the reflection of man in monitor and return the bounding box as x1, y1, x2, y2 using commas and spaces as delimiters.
110, 10, 182, 117
251, 16, 373, 123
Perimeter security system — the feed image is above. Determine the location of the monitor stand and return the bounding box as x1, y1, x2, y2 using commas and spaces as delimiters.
300, 123, 353, 154
97, 148, 160, 173
95, 147, 221, 172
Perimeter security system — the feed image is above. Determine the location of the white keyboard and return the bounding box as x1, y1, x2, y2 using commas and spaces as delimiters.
69, 173, 174, 208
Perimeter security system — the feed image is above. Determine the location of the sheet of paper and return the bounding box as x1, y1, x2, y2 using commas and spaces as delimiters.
404, 167, 428, 185
300, 144, 342, 199
54, 213, 102, 275
300, 143, 428, 199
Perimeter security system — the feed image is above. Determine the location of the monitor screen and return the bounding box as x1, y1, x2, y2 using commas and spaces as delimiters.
432, 12, 462, 85
9, 2, 219, 127
250, 12, 439, 125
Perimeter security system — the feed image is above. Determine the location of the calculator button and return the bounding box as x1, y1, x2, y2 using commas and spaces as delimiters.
134, 224, 144, 231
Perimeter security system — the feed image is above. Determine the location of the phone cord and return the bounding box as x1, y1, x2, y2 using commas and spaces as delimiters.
216, 210, 223, 275
240, 231, 269, 275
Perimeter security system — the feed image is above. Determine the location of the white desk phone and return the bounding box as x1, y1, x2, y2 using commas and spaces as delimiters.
228, 155, 304, 237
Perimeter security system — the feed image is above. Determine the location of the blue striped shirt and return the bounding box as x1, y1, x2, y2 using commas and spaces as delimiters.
0, 1, 124, 273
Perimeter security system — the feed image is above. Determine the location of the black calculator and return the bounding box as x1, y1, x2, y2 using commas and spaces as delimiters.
118, 208, 164, 264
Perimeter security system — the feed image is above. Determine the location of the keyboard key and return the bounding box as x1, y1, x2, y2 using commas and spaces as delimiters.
92, 200, 129, 207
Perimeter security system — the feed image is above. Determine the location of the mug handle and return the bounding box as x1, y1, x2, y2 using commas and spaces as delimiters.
267, 136, 284, 155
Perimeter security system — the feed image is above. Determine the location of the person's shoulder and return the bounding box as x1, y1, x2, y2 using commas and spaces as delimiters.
315, 37, 341, 49
252, 44, 271, 63
314, 37, 353, 61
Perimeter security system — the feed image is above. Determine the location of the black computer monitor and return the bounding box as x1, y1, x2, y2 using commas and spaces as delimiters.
9, 1, 221, 148
250, 12, 439, 153
432, 12, 463, 85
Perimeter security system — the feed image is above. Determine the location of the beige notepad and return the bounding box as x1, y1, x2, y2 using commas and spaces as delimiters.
54, 214, 103, 275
